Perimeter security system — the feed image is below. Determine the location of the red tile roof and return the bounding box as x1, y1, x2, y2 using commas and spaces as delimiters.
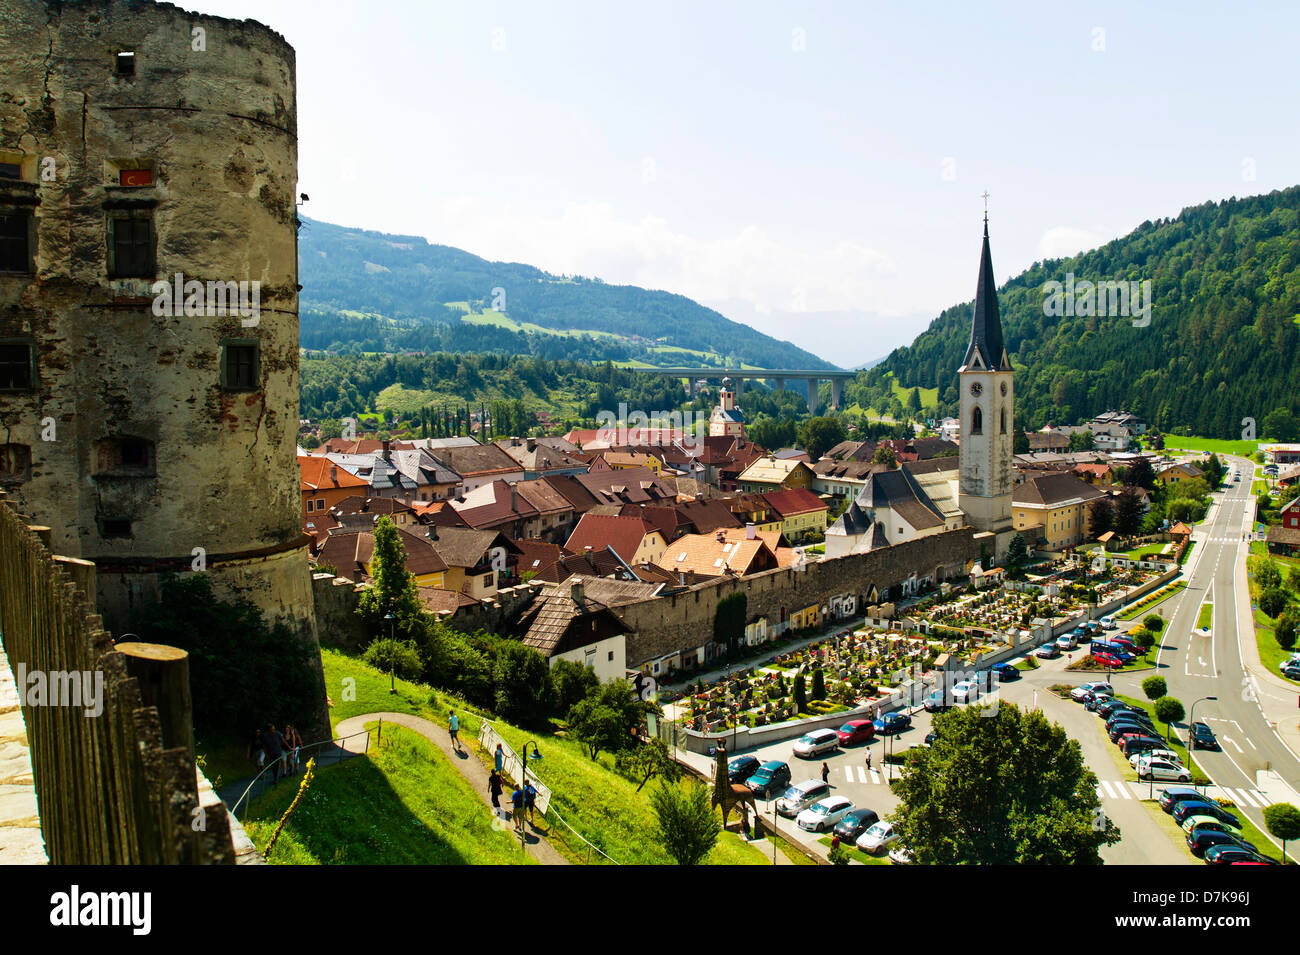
762, 487, 829, 518
299, 455, 368, 492
565, 513, 658, 563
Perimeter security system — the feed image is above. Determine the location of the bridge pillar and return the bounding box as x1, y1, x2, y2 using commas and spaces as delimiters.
830, 378, 843, 411
807, 378, 820, 409
774, 377, 786, 392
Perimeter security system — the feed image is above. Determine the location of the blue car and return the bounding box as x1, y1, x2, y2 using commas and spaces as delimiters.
991, 663, 1019, 682
873, 712, 912, 735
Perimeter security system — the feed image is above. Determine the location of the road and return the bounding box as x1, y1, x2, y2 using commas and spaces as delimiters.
1154, 456, 1300, 852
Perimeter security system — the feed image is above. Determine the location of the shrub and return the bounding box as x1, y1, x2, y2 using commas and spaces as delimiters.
1277, 611, 1299, 652
1257, 561, 1282, 591
1141, 675, 1168, 701
363, 638, 422, 682
1260, 587, 1288, 619
1143, 614, 1165, 633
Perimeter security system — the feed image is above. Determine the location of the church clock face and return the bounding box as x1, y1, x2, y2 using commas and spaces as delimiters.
1000, 381, 1008, 396
969, 382, 983, 397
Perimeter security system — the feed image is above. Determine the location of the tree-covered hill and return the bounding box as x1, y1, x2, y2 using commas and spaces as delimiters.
297, 218, 834, 370
853, 187, 1300, 437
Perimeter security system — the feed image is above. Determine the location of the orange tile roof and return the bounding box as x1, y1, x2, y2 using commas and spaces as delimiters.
298, 456, 368, 492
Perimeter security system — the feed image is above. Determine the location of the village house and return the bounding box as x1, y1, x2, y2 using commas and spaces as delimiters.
736, 454, 815, 493
564, 512, 669, 566
762, 487, 830, 543
1011, 472, 1106, 551
1266, 496, 1300, 558
298, 455, 369, 531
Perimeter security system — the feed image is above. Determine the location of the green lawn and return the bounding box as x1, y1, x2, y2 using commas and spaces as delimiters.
241, 724, 534, 865
319, 649, 769, 865
1196, 602, 1213, 630
1160, 435, 1259, 457
1249, 540, 1300, 571
1111, 543, 1173, 561
1245, 557, 1300, 685
817, 834, 892, 864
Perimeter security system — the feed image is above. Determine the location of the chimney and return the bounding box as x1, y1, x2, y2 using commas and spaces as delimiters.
716, 530, 725, 543
746, 522, 756, 540
382, 440, 391, 455
571, 580, 585, 605
510, 482, 517, 512
511, 436, 520, 446
526, 437, 536, 451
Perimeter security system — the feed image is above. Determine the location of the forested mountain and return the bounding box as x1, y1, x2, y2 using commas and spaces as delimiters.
854, 188, 1300, 437
297, 218, 834, 370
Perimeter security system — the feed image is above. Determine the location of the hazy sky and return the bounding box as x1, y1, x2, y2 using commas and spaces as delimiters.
196, 0, 1300, 366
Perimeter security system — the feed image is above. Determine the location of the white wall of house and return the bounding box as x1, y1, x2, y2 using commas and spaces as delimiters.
553, 634, 626, 683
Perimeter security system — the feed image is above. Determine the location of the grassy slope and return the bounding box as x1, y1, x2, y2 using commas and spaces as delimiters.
241, 725, 533, 865
1162, 436, 1259, 457
319, 649, 767, 865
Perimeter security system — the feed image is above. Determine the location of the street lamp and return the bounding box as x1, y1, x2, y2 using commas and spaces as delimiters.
1188, 696, 1217, 793
520, 739, 539, 843
383, 613, 396, 693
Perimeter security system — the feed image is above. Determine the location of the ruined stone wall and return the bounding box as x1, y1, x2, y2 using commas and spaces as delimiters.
0, 0, 314, 636
620, 527, 979, 666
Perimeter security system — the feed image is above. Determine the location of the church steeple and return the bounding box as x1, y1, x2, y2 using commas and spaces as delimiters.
961, 216, 1009, 372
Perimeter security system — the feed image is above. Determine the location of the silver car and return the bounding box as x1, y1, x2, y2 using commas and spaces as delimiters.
777, 779, 831, 817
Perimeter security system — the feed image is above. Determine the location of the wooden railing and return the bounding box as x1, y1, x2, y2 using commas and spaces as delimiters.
0, 492, 234, 864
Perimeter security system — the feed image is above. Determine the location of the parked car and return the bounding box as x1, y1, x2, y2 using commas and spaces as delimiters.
1172, 801, 1240, 829
1180, 814, 1243, 837
1093, 651, 1124, 669
727, 755, 760, 784
1098, 700, 1135, 719
796, 795, 855, 832
991, 662, 1018, 682
1123, 735, 1169, 756
1084, 693, 1113, 712
793, 728, 841, 758
1129, 748, 1182, 769
855, 820, 900, 854
1283, 663, 1300, 681
888, 846, 916, 865
1056, 634, 1077, 651
923, 732, 938, 747
1159, 787, 1207, 813
1186, 829, 1252, 858
1279, 653, 1300, 674
1100, 616, 1117, 630
1109, 724, 1151, 744
1035, 643, 1060, 659
1071, 682, 1113, 702
777, 779, 831, 817
951, 680, 979, 704
1191, 722, 1219, 750
745, 760, 792, 798
836, 719, 876, 746
1107, 710, 1155, 732
833, 807, 880, 841
1136, 755, 1192, 781
1110, 637, 1140, 655
874, 712, 911, 735
1204, 844, 1269, 866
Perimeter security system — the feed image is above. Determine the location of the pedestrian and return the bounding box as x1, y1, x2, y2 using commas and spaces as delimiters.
448, 711, 460, 753
261, 724, 286, 783
865, 749, 872, 771
488, 769, 503, 809
494, 742, 504, 774
830, 833, 841, 851
821, 761, 829, 785
510, 784, 525, 833
524, 779, 537, 823
247, 727, 265, 771
284, 723, 303, 775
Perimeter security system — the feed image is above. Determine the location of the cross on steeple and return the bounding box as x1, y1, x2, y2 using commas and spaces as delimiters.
981, 190, 990, 224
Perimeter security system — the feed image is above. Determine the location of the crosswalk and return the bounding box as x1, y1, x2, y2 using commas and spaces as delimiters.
840, 764, 1271, 808
1093, 779, 1270, 806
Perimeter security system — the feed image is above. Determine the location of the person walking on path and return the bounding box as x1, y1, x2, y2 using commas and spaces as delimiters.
247, 728, 265, 772
261, 724, 286, 783
448, 711, 460, 753
510, 784, 525, 833
820, 762, 829, 785
524, 780, 537, 824
488, 769, 504, 810
494, 742, 504, 774
284, 724, 303, 775
865, 749, 872, 772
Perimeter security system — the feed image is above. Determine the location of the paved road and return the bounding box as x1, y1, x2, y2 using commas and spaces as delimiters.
1155, 458, 1300, 858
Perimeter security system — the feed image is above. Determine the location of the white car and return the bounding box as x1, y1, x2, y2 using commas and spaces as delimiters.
1100, 616, 1117, 631
1130, 748, 1183, 769
777, 779, 831, 817
1056, 634, 1076, 651
796, 795, 855, 832
1071, 682, 1113, 702
855, 820, 900, 854
888, 846, 916, 865
951, 680, 979, 704
792, 728, 840, 759
1136, 756, 1192, 783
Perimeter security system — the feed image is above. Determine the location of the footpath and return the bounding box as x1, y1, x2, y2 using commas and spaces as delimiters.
334, 712, 568, 865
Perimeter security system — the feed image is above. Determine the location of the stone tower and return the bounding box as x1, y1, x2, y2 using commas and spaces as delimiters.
0, 0, 317, 645
958, 217, 1015, 539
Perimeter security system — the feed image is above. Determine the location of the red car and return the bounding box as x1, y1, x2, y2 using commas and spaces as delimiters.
836, 719, 876, 746
1093, 652, 1123, 668
1110, 638, 1140, 654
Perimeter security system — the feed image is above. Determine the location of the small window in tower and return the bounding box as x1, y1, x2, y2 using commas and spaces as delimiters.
0, 212, 32, 273
95, 436, 156, 476
115, 51, 136, 76
221, 342, 260, 391
0, 342, 34, 391
107, 214, 155, 278
1000, 408, 1007, 434
971, 406, 983, 435
101, 517, 133, 539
